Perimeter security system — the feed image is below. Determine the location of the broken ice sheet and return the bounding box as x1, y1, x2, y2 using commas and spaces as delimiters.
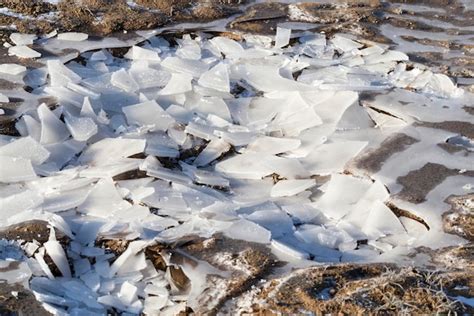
197, 62, 230, 93
47, 60, 82, 87
275, 27, 291, 49
301, 141, 368, 175
215, 153, 308, 180
125, 45, 160, 61
123, 100, 175, 131
111, 68, 139, 93
64, 113, 98, 141
78, 138, 146, 166
10, 33, 37, 45
271, 179, 316, 197
0, 63, 27, 75
0, 136, 50, 165
224, 219, 271, 244
79, 178, 131, 218
57, 32, 88, 41
8, 45, 41, 58
158, 72, 193, 95
0, 156, 37, 182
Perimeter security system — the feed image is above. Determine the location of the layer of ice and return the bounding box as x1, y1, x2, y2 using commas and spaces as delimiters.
58, 32, 89, 41
0, 26, 471, 315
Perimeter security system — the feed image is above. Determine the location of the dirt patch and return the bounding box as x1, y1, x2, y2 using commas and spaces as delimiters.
443, 194, 474, 241
415, 121, 474, 139
0, 220, 68, 245
355, 133, 419, 173
1, 0, 56, 16
0, 283, 51, 316
224, 263, 472, 314
395, 163, 472, 203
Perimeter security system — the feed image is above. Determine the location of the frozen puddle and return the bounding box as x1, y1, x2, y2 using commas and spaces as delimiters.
0, 27, 473, 315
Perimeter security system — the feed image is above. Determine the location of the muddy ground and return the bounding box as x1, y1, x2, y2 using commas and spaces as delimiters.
1, 0, 473, 77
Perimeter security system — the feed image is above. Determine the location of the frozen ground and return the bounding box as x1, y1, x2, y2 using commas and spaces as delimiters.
0, 1, 473, 315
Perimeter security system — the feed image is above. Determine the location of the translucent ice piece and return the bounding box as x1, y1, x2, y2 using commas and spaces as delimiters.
224, 219, 271, 243
314, 174, 373, 220
0, 63, 27, 75
193, 139, 231, 166
0, 136, 50, 165
64, 114, 98, 141
158, 73, 193, 95
37, 103, 70, 145
301, 141, 368, 175
47, 60, 82, 87
197, 62, 230, 93
0, 156, 36, 182
246, 208, 294, 238
330, 34, 363, 52
10, 33, 36, 45
111, 69, 139, 93
216, 153, 308, 180
44, 239, 71, 278
161, 56, 209, 78
274, 27, 291, 48
362, 201, 405, 239
78, 138, 146, 166
9, 45, 41, 58
58, 32, 88, 41
79, 178, 131, 218
210, 36, 245, 59
125, 45, 160, 61
123, 100, 175, 131
245, 136, 301, 155
270, 179, 316, 197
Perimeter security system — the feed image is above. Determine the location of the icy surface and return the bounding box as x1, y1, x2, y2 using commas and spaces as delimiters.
0, 25, 472, 315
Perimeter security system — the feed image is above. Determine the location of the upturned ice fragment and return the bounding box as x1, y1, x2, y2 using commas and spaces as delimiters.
37, 103, 70, 145
9, 45, 41, 58
194, 139, 231, 166
47, 60, 82, 87
44, 240, 71, 278
275, 27, 291, 48
125, 45, 160, 61
210, 36, 245, 59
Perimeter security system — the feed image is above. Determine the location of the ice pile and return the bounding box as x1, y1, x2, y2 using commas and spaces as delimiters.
0, 28, 472, 315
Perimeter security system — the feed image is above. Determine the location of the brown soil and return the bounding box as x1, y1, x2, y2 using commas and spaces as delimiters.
0, 283, 51, 316
225, 262, 473, 315
443, 194, 474, 241
355, 133, 419, 173
0, 220, 68, 245
396, 163, 473, 204
1, 0, 55, 16
416, 121, 474, 139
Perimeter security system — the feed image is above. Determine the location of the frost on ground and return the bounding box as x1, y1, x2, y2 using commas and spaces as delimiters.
0, 24, 473, 315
